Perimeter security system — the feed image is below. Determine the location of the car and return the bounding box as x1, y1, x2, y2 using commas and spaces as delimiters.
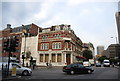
1, 62, 32, 76
63, 63, 94, 75
83, 61, 91, 67
103, 60, 110, 67
96, 63, 101, 67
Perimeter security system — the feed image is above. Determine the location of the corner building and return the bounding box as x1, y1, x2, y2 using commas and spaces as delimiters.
37, 24, 83, 66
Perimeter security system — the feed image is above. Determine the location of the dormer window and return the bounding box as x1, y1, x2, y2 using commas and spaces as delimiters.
53, 34, 61, 38
55, 25, 60, 31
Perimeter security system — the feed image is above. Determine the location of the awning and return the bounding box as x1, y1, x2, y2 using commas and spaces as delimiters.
76, 56, 86, 59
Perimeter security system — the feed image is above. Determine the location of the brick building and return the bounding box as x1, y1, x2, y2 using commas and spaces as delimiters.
0, 23, 40, 60
37, 24, 83, 66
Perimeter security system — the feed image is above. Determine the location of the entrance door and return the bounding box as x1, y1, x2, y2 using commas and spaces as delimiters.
66, 54, 71, 65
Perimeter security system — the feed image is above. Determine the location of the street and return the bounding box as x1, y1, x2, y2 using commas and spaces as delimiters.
20, 66, 119, 80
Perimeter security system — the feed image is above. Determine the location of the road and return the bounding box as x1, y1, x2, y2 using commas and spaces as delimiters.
20, 66, 119, 80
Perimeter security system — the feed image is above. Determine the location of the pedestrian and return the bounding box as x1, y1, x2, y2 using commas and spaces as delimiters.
46, 62, 49, 68
26, 63, 28, 67
46, 62, 49, 66
33, 63, 36, 70
112, 62, 114, 67
49, 63, 52, 68
65, 63, 67, 66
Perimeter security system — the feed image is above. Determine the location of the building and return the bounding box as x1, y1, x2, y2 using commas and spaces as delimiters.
115, 12, 120, 43
102, 44, 120, 58
97, 45, 104, 55
0, 23, 40, 61
37, 24, 83, 66
20, 36, 38, 66
82, 42, 95, 57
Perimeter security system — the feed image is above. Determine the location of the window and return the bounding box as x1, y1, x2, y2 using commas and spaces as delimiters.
53, 34, 61, 38
0, 43, 2, 46
78, 64, 84, 68
57, 54, 61, 62
45, 54, 49, 62
42, 35, 48, 40
52, 42, 61, 49
0, 37, 2, 40
41, 43, 49, 50
12, 64, 21, 68
52, 54, 56, 62
40, 54, 43, 62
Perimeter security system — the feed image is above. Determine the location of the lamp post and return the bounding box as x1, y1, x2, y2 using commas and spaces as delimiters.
111, 37, 118, 44
22, 25, 28, 66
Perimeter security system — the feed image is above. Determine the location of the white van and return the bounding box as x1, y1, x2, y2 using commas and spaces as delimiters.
103, 60, 110, 67
0, 62, 32, 76
83, 61, 91, 67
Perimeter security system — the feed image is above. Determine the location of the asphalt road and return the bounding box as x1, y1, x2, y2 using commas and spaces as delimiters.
20, 66, 119, 80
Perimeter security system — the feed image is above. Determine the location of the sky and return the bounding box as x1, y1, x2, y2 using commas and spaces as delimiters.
1, 0, 120, 55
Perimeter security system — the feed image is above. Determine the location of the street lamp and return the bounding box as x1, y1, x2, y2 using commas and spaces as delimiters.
22, 25, 28, 66
111, 37, 118, 44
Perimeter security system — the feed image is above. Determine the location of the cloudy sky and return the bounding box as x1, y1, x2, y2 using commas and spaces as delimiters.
1, 0, 120, 54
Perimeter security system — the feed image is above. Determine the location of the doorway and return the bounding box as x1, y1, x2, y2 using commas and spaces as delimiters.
66, 54, 71, 65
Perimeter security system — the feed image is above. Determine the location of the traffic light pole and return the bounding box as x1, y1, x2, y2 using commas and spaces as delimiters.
7, 48, 11, 76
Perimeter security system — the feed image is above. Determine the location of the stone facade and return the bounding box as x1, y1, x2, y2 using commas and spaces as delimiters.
102, 44, 120, 58
20, 36, 38, 66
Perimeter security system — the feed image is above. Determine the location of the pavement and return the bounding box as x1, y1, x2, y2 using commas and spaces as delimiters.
2, 75, 21, 81
1, 65, 119, 81
1, 66, 63, 81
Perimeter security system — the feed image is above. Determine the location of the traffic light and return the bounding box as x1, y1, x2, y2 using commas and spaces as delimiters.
22, 55, 25, 59
3, 39, 9, 51
10, 36, 19, 52
10, 39, 16, 52
4, 39, 9, 47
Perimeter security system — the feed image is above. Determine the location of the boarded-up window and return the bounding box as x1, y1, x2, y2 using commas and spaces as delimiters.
52, 54, 56, 62
40, 54, 43, 62
45, 54, 49, 62
57, 54, 62, 62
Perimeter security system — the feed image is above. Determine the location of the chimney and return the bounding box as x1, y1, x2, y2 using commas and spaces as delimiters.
7, 24, 11, 29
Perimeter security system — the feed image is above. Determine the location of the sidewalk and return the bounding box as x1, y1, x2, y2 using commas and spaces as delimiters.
31, 66, 63, 71
2, 75, 21, 81
114, 65, 120, 69
36, 66, 63, 69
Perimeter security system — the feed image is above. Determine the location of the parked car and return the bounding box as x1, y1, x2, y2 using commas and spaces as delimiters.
0, 62, 32, 76
96, 63, 101, 67
63, 63, 94, 74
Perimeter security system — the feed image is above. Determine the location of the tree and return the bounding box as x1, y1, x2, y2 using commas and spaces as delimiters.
83, 50, 93, 61
98, 56, 107, 63
26, 51, 31, 59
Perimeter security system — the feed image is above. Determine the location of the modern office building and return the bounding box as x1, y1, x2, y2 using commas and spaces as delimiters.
116, 12, 120, 44
97, 46, 104, 55
102, 44, 120, 58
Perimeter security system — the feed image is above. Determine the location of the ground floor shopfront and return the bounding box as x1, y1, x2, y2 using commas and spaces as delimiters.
36, 51, 78, 66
